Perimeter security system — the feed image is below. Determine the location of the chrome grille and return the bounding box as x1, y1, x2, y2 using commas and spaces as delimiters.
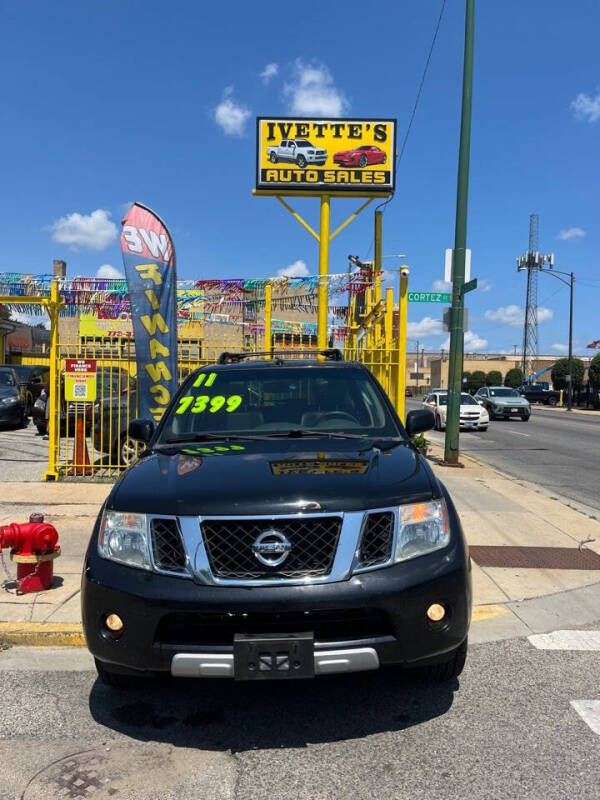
150, 518, 186, 573
200, 516, 342, 579
358, 512, 395, 568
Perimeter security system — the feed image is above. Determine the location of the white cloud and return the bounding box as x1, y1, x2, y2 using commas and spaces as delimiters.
558, 227, 585, 241
407, 316, 444, 338
50, 209, 117, 250
484, 305, 553, 328
283, 59, 348, 117
441, 330, 488, 352
479, 279, 492, 292
96, 264, 124, 279
277, 259, 310, 278
551, 343, 568, 354
432, 279, 451, 292
214, 86, 251, 136
381, 270, 395, 284
571, 90, 600, 123
260, 63, 279, 85
9, 311, 50, 329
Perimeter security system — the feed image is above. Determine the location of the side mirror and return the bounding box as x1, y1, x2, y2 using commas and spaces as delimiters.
128, 418, 154, 444
405, 409, 435, 437
31, 376, 42, 385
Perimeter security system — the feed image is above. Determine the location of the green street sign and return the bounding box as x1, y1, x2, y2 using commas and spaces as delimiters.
461, 278, 478, 296
408, 291, 451, 303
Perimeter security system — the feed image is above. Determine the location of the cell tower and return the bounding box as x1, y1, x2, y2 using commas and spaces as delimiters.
516, 214, 554, 379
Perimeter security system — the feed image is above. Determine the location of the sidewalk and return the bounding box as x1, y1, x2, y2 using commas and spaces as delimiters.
1, 453, 599, 643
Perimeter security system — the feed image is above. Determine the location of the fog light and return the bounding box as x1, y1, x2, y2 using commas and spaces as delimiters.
105, 613, 123, 632
426, 603, 446, 622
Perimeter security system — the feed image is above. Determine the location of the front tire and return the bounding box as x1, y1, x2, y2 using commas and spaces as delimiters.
358, 154, 368, 167
296, 155, 307, 168
521, 413, 530, 422
118, 434, 139, 468
416, 640, 467, 682
479, 426, 488, 432
95, 659, 153, 689
547, 396, 558, 406
269, 152, 277, 163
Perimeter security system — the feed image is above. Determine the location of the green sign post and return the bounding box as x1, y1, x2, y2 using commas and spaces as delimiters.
408, 291, 451, 303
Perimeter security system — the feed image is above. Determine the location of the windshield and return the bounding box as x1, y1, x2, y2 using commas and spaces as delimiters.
10, 366, 32, 381
158, 366, 402, 441
489, 388, 519, 398
0, 371, 16, 387
295, 140, 314, 147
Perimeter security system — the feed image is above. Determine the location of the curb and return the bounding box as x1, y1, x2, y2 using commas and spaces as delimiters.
0, 608, 511, 648
0, 622, 85, 647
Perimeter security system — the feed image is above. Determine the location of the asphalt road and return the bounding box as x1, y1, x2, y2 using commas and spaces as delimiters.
407, 399, 600, 513
0, 633, 599, 800
0, 420, 47, 482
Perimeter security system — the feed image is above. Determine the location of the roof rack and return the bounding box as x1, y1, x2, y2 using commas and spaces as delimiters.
217, 349, 343, 365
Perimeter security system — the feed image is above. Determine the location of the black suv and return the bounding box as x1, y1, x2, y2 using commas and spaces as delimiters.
82, 352, 471, 687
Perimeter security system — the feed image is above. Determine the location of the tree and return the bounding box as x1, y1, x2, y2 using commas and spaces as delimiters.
504, 367, 523, 388
462, 371, 472, 392
470, 370, 486, 391
486, 370, 503, 386
551, 357, 585, 390
0, 305, 10, 321
588, 354, 600, 390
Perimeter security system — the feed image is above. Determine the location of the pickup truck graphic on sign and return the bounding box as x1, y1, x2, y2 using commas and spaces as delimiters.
266, 139, 328, 168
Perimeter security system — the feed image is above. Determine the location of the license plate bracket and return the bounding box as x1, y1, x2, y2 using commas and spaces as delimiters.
233, 632, 314, 680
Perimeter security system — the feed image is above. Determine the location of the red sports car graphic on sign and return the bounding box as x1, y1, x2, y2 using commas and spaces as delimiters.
333, 145, 387, 168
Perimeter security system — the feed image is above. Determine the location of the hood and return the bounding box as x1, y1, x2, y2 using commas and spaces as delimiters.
0, 386, 18, 400
491, 396, 529, 405
335, 150, 352, 156
110, 439, 438, 516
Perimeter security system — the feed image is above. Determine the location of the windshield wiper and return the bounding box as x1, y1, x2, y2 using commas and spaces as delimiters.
261, 429, 370, 440
160, 433, 272, 445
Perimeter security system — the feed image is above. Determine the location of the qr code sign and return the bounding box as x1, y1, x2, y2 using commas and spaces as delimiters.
73, 383, 88, 399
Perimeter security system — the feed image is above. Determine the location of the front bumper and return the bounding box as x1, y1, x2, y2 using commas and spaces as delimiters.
82, 511, 471, 677
0, 402, 23, 423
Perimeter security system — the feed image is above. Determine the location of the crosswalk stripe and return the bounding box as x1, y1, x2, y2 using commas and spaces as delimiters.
571, 701, 600, 736
528, 630, 600, 650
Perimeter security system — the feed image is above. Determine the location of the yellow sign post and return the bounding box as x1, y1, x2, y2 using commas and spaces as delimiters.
254, 116, 396, 350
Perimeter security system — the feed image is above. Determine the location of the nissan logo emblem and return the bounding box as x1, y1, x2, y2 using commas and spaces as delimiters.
252, 529, 292, 567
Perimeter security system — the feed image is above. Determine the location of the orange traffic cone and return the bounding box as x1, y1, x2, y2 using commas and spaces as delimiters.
71, 416, 92, 476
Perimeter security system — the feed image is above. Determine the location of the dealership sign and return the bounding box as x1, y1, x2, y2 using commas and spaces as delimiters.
256, 117, 396, 194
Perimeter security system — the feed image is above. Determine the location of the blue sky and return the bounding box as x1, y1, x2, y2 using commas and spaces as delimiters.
1, 0, 598, 355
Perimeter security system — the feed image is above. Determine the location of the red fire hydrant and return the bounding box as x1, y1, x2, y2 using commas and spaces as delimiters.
0, 513, 60, 594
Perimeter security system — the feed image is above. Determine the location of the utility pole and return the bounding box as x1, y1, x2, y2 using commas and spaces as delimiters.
444, 0, 475, 465
415, 340, 419, 394
568, 271, 574, 411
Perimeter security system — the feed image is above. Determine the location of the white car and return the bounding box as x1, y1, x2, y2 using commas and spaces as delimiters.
266, 139, 328, 168
423, 391, 489, 432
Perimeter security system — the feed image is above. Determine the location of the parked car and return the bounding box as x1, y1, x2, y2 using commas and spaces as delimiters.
1, 364, 49, 415
333, 145, 387, 167
474, 386, 531, 421
32, 367, 132, 436
0, 367, 27, 428
82, 351, 471, 688
91, 380, 138, 466
266, 139, 328, 168
423, 391, 489, 431
518, 384, 560, 406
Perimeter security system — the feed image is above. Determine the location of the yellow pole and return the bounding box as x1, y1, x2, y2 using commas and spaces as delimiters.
374, 210, 382, 345
44, 279, 60, 480
318, 195, 330, 350
396, 266, 409, 422
384, 286, 393, 396
264, 283, 272, 359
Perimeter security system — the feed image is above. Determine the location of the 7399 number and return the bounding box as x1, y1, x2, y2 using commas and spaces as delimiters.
175, 394, 242, 415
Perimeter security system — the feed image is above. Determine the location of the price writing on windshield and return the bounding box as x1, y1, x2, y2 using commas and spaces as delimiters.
175, 394, 242, 414
192, 372, 218, 388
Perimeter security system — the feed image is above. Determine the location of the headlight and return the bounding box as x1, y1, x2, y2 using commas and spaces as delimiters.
98, 511, 151, 570
395, 500, 450, 562
1, 396, 19, 406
